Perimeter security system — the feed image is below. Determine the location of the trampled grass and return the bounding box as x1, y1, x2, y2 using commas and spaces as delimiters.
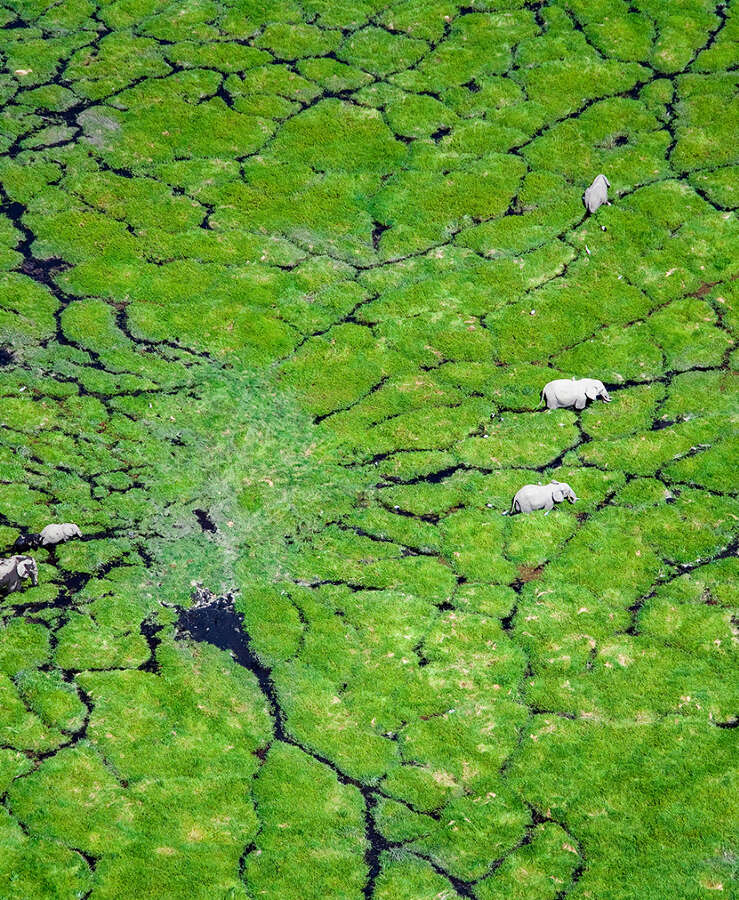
0, 0, 736, 897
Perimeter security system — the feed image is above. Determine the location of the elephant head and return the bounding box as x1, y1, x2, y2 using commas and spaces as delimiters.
550, 481, 578, 504
585, 379, 611, 403
16, 556, 38, 586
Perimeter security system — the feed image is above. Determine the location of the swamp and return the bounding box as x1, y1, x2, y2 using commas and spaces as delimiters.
0, 0, 737, 897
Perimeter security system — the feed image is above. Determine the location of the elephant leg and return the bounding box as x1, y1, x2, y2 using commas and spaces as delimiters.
575, 395, 586, 410
543, 498, 554, 515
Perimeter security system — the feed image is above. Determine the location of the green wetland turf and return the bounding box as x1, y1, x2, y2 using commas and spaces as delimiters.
0, 0, 737, 897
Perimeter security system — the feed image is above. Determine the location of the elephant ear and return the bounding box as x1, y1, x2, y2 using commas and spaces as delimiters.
552, 488, 564, 502
585, 382, 599, 400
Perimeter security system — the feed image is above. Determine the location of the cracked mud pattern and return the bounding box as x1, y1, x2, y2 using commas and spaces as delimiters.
0, 0, 736, 897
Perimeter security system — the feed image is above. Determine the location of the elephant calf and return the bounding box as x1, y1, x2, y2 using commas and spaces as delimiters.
14, 522, 82, 551
541, 377, 611, 411
583, 174, 610, 214
0, 555, 38, 594
504, 481, 578, 515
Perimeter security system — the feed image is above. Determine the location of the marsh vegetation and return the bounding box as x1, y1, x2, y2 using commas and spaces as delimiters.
0, 0, 736, 897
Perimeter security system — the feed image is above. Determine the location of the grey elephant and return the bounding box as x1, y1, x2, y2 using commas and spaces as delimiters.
0, 555, 38, 594
14, 522, 81, 551
504, 481, 578, 515
540, 377, 611, 410
583, 174, 610, 214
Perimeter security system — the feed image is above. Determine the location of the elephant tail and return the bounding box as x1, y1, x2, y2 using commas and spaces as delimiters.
537, 389, 546, 409
502, 499, 517, 516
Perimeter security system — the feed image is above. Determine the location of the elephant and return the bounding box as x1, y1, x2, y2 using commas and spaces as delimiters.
14, 523, 82, 551
540, 377, 611, 410
583, 174, 610, 214
504, 481, 578, 515
0, 555, 38, 594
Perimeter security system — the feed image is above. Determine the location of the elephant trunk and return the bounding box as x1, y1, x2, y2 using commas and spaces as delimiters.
26, 560, 39, 586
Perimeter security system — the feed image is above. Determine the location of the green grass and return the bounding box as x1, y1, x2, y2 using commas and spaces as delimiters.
0, 0, 736, 898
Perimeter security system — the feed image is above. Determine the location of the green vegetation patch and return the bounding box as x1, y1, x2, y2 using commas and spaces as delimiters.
0, 1, 735, 898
